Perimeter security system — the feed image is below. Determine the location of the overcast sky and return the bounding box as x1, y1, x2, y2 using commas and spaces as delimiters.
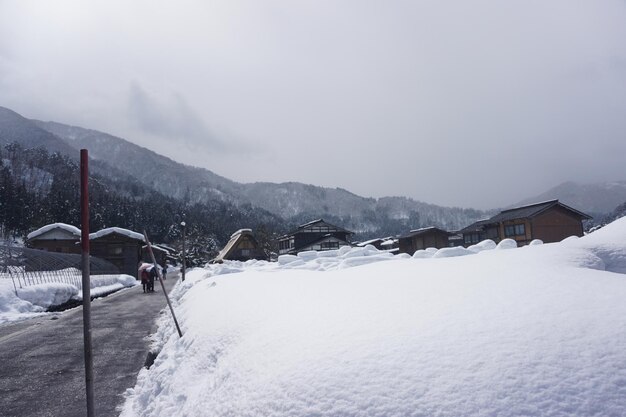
1, 0, 625, 209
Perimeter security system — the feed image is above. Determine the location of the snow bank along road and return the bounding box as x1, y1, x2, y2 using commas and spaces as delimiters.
0, 273, 179, 417
121, 219, 626, 417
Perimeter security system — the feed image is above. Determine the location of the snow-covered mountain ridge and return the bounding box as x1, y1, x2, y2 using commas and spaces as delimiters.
32, 117, 488, 234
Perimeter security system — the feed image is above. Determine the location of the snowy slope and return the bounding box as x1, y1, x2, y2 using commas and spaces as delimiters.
120, 218, 626, 417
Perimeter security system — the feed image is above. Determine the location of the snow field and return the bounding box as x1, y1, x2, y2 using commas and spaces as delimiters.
121, 218, 626, 417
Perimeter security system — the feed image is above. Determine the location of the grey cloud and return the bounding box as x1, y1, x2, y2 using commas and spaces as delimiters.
1, 1, 626, 209
128, 82, 228, 152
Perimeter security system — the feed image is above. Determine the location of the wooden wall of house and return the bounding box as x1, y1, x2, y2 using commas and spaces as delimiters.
398, 238, 413, 255
228, 236, 266, 261
91, 235, 142, 278
414, 233, 449, 251
294, 231, 349, 250
498, 219, 532, 245
142, 248, 168, 266
28, 240, 80, 254
400, 231, 449, 255
531, 207, 584, 243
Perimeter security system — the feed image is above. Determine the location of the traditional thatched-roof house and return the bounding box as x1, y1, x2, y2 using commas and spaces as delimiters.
212, 229, 267, 263
25, 223, 81, 254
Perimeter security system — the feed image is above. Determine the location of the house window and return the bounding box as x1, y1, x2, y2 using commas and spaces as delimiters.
108, 246, 123, 255
504, 224, 525, 237
279, 239, 295, 250
464, 234, 480, 245
320, 241, 339, 249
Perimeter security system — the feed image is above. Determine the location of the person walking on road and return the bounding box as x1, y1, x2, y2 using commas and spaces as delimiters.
162, 265, 168, 280
141, 268, 150, 293
148, 266, 157, 292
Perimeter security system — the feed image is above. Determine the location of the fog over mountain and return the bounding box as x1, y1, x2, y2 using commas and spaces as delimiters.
515, 181, 626, 219
33, 115, 488, 235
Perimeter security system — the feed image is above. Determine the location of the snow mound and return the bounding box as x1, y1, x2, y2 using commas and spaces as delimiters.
17, 283, 78, 308
297, 250, 318, 261
573, 216, 626, 274
496, 238, 517, 250
412, 247, 438, 259
529, 239, 544, 246
339, 253, 394, 269
432, 246, 473, 258
467, 239, 497, 253
277, 254, 299, 265
0, 282, 45, 323
0, 274, 138, 323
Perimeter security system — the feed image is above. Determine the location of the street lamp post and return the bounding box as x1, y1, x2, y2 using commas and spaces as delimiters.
181, 221, 186, 282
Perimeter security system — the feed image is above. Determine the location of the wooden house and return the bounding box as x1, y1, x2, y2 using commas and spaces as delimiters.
25, 223, 81, 254
398, 227, 451, 255
142, 244, 170, 266
212, 229, 267, 263
278, 219, 353, 255
460, 200, 591, 247
89, 227, 145, 278
459, 219, 500, 246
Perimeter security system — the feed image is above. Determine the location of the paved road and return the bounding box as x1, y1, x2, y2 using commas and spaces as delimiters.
0, 273, 179, 417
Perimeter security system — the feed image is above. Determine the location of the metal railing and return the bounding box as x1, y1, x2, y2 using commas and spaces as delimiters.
0, 245, 120, 294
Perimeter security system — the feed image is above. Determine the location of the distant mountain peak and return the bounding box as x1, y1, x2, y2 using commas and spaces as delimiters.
515, 180, 626, 216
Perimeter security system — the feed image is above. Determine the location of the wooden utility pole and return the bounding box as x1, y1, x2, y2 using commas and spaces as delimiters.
80, 149, 95, 417
181, 221, 186, 282
143, 231, 183, 338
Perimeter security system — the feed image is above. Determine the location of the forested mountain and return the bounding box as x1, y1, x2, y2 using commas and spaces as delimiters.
32, 115, 488, 236
0, 142, 285, 259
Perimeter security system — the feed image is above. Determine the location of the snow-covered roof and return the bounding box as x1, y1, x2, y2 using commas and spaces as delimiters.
89, 227, 145, 242
356, 238, 384, 247
157, 244, 177, 253
230, 228, 252, 239
298, 219, 324, 228
27, 223, 81, 240
213, 229, 261, 263
409, 226, 437, 233
403, 227, 451, 239
143, 244, 170, 254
